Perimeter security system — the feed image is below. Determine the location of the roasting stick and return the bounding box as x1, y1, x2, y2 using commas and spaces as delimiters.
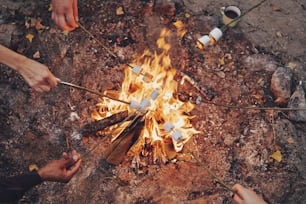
180, 73, 306, 111
188, 150, 235, 193
59, 80, 130, 105
77, 22, 151, 79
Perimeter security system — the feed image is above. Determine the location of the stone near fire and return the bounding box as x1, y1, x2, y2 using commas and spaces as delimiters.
288, 83, 306, 122
242, 54, 277, 72
270, 66, 293, 104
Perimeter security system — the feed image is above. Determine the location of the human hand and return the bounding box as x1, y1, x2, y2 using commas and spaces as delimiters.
0, 45, 58, 92
18, 57, 58, 92
51, 0, 78, 31
38, 150, 82, 183
232, 184, 267, 204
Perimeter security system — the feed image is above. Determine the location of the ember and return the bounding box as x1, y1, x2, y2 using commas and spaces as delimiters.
91, 28, 199, 164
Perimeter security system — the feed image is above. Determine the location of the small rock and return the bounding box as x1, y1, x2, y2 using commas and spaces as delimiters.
32, 51, 40, 59
195, 96, 202, 104
270, 66, 293, 104
288, 83, 306, 122
215, 71, 225, 78
276, 31, 283, 38
242, 54, 277, 72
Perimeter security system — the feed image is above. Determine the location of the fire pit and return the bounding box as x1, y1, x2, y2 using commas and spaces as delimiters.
81, 28, 199, 166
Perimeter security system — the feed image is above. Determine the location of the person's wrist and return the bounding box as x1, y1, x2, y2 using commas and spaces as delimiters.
15, 55, 29, 73
37, 167, 48, 181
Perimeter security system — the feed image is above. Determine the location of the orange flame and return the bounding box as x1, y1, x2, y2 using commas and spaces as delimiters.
92, 28, 199, 161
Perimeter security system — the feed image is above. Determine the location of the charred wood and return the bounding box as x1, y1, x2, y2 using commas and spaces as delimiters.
105, 114, 144, 165
81, 110, 128, 135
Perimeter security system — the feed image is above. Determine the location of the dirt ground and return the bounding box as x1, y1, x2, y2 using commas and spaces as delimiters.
0, 0, 305, 203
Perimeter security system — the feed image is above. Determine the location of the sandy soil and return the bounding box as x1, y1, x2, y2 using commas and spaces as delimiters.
0, 0, 305, 203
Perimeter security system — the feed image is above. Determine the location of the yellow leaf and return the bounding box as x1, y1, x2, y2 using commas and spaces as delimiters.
26, 33, 34, 43
33, 51, 40, 59
271, 150, 282, 162
185, 13, 191, 18
219, 56, 225, 65
173, 20, 187, 38
29, 163, 39, 172
287, 62, 297, 70
116, 6, 124, 15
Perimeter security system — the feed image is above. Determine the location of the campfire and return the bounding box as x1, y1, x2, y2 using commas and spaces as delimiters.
84, 28, 199, 165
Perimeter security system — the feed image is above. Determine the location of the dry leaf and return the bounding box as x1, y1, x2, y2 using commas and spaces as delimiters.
224, 53, 232, 60
116, 6, 124, 15
62, 30, 70, 36
287, 137, 295, 144
271, 150, 282, 162
35, 21, 46, 31
287, 62, 297, 69
33, 51, 40, 59
215, 71, 225, 78
29, 163, 39, 172
274, 96, 287, 104
26, 33, 34, 42
272, 5, 282, 12
48, 3, 53, 11
185, 13, 191, 18
219, 56, 225, 65
276, 31, 283, 38
173, 20, 187, 38
49, 27, 57, 34
25, 20, 30, 29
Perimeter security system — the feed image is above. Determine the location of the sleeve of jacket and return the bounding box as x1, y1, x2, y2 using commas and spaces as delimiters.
0, 171, 42, 202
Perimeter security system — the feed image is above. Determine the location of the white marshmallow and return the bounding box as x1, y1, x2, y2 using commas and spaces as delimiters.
198, 35, 210, 46
209, 27, 223, 42
172, 130, 183, 141
132, 65, 142, 75
129, 100, 140, 109
164, 122, 174, 132
140, 98, 150, 110
151, 90, 160, 100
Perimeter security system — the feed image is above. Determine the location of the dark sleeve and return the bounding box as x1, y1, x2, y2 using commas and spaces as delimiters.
0, 171, 42, 202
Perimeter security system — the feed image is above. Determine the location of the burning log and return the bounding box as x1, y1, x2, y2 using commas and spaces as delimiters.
105, 114, 144, 165
81, 110, 128, 135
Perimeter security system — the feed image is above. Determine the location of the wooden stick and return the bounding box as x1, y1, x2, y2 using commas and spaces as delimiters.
188, 150, 235, 193
105, 113, 144, 165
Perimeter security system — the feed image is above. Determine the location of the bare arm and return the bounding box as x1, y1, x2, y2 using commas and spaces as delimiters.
0, 44, 58, 92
